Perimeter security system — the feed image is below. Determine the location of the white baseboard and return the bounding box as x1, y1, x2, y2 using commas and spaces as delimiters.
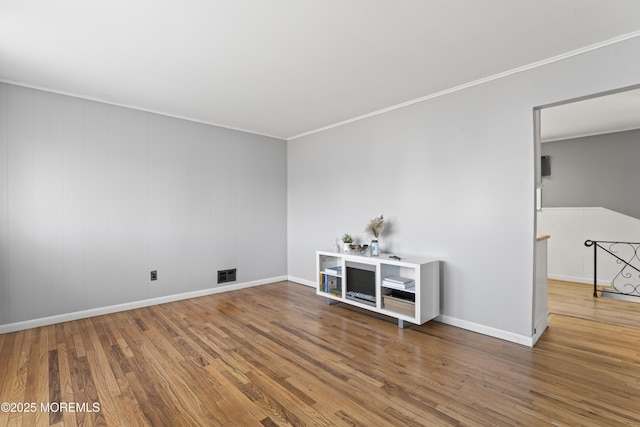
601, 292, 640, 301
287, 275, 316, 287
437, 314, 534, 347
13, 273, 537, 347
532, 313, 549, 346
0, 275, 288, 335
548, 274, 609, 286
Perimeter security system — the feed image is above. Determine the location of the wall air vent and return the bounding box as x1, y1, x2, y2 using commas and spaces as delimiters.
218, 268, 237, 284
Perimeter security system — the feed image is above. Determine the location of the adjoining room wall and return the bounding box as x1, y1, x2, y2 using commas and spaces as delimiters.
538, 207, 640, 284
0, 83, 288, 328
541, 129, 640, 219
287, 37, 640, 344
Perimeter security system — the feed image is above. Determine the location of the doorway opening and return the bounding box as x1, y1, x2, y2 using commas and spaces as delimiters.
534, 84, 640, 328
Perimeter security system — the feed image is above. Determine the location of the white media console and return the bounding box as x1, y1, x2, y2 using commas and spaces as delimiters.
316, 250, 441, 328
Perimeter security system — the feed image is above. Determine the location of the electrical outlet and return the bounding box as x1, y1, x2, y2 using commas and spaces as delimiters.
150, 270, 158, 281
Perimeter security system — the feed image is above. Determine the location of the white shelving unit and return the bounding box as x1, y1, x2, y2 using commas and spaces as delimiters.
316, 250, 441, 328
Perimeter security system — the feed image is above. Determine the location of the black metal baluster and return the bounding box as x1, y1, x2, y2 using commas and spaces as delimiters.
593, 242, 598, 298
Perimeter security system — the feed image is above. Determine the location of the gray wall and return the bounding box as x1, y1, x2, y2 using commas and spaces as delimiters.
287, 37, 640, 341
0, 83, 287, 326
541, 128, 640, 218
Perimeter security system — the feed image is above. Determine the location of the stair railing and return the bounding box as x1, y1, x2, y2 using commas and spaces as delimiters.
585, 240, 640, 298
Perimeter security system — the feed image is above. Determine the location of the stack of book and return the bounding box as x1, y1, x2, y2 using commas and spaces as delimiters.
324, 265, 342, 276
382, 276, 415, 291
319, 274, 342, 294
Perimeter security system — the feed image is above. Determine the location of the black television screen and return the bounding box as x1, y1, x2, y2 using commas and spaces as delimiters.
346, 266, 375, 302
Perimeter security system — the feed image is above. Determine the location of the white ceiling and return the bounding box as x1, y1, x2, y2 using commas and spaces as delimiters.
2, 1, 640, 140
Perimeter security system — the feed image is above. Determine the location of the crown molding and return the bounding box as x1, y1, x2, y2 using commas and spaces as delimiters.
288, 30, 640, 141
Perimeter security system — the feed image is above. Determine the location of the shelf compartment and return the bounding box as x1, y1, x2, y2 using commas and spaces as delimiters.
345, 294, 376, 307
382, 294, 415, 317
381, 275, 416, 293
319, 273, 342, 296
319, 255, 342, 275
323, 265, 343, 277
380, 264, 416, 285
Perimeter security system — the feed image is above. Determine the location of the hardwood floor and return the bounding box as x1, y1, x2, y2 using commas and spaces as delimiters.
1, 280, 640, 426
548, 278, 640, 329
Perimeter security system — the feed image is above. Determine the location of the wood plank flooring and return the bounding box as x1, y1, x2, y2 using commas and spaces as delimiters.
1, 280, 640, 426
548, 278, 640, 329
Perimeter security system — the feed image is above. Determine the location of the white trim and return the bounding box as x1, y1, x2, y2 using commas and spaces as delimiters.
541, 125, 640, 143
437, 314, 534, 347
0, 276, 287, 335
0, 79, 285, 141
288, 30, 640, 141
532, 314, 549, 346
548, 274, 609, 286
601, 292, 640, 301
288, 275, 316, 287
539, 206, 605, 212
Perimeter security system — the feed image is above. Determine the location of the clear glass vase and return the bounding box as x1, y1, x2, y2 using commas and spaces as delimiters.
370, 239, 380, 256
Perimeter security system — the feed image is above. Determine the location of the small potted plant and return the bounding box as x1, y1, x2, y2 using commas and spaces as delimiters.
341, 233, 354, 252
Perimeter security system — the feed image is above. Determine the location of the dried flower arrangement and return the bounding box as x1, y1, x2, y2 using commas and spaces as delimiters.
365, 215, 384, 238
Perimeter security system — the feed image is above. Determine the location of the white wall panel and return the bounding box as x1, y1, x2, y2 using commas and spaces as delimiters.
147, 114, 171, 298
120, 110, 149, 305
237, 137, 287, 280
33, 91, 55, 318
7, 86, 36, 322
143, 113, 288, 299
60, 96, 88, 315
83, 101, 111, 310
48, 95, 69, 317
210, 131, 239, 276
0, 84, 287, 327
0, 84, 9, 324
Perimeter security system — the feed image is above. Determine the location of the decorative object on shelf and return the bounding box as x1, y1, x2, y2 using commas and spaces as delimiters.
349, 244, 369, 254
370, 239, 380, 256
341, 233, 354, 252
365, 214, 384, 256
334, 237, 341, 252
365, 214, 384, 238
